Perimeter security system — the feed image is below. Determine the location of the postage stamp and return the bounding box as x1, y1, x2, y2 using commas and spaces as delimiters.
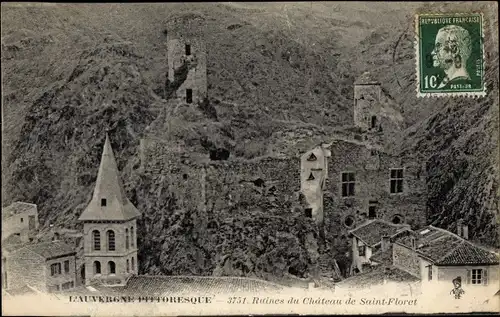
415, 13, 486, 97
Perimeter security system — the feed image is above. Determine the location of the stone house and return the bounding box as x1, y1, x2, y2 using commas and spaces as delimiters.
2, 201, 39, 243
3, 240, 76, 293
348, 219, 410, 274
78, 134, 141, 287
392, 225, 499, 297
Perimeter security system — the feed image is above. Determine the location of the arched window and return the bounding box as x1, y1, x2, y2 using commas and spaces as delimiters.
92, 230, 101, 251
125, 228, 129, 250
126, 259, 130, 273
107, 230, 115, 251
131, 257, 135, 271
108, 261, 116, 275
93, 261, 101, 275
130, 227, 135, 247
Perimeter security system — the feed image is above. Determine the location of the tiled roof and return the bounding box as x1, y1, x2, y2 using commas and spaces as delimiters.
96, 275, 284, 295
349, 219, 409, 247
399, 226, 499, 266
23, 241, 76, 259
78, 134, 141, 222
336, 266, 419, 289
2, 201, 37, 220
370, 245, 393, 266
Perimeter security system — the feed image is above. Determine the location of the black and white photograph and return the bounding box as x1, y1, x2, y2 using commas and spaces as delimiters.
1, 2, 498, 316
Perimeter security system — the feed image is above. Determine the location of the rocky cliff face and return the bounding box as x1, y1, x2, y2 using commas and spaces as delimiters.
2, 3, 498, 281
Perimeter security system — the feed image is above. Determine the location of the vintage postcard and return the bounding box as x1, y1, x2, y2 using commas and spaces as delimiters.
1, 2, 499, 316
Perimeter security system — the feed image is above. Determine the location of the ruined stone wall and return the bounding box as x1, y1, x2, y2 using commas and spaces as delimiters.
6, 249, 46, 291
324, 140, 427, 236
167, 37, 207, 105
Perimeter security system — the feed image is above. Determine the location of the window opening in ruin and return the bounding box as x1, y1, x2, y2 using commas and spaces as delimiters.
108, 261, 116, 275
307, 173, 315, 181
392, 214, 403, 224
305, 208, 312, 218
307, 153, 317, 161
371, 116, 377, 129
368, 206, 377, 219
390, 168, 404, 193
183, 174, 188, 180
101, 198, 107, 207
186, 89, 193, 103
20, 217, 23, 223
341, 172, 355, 197
185, 44, 191, 56
344, 215, 355, 228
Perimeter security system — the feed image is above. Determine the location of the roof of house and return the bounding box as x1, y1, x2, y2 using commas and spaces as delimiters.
349, 219, 409, 247
397, 226, 499, 266
19, 240, 76, 259
2, 201, 37, 220
92, 275, 284, 295
78, 134, 141, 222
336, 266, 419, 289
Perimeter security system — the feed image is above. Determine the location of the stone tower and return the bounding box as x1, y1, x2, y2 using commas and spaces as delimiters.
353, 72, 382, 132
300, 145, 331, 224
78, 134, 141, 286
167, 35, 207, 105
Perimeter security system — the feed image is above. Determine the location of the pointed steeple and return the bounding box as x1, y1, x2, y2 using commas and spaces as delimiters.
78, 133, 140, 222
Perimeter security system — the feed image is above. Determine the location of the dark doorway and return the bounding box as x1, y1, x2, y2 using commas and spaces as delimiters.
185, 44, 191, 56
305, 208, 312, 218
368, 206, 377, 219
186, 89, 193, 103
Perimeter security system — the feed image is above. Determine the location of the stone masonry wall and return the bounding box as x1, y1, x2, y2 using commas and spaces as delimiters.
393, 242, 421, 278
6, 248, 46, 291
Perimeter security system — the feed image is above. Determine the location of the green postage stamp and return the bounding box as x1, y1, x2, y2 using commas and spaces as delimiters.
415, 13, 486, 97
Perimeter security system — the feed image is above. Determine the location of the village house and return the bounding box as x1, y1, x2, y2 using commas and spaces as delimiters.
2, 201, 39, 243
3, 240, 77, 293
348, 219, 410, 274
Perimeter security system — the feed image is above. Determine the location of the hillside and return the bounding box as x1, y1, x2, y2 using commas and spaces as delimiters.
1, 2, 499, 281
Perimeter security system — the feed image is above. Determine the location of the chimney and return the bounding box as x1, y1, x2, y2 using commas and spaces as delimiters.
457, 219, 463, 237
457, 219, 469, 240
381, 236, 390, 252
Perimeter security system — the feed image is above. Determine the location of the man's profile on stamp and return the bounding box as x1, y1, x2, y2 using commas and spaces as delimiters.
431, 25, 472, 89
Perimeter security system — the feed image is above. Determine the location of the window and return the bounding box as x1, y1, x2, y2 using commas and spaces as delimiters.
131, 227, 135, 248
304, 208, 312, 218
20, 217, 24, 223
368, 205, 377, 219
29, 215, 35, 230
50, 263, 62, 276
390, 168, 404, 193
341, 172, 355, 197
101, 198, 107, 207
108, 261, 116, 275
392, 214, 404, 224
61, 281, 74, 290
307, 153, 317, 161
185, 44, 191, 56
427, 265, 433, 281
410, 237, 416, 249
186, 89, 193, 103
92, 230, 101, 251
344, 215, 355, 228
126, 228, 129, 250
370, 116, 377, 129
358, 245, 366, 256
126, 259, 130, 273
131, 257, 135, 271
107, 230, 115, 251
470, 269, 488, 285
93, 261, 101, 275
64, 260, 70, 273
